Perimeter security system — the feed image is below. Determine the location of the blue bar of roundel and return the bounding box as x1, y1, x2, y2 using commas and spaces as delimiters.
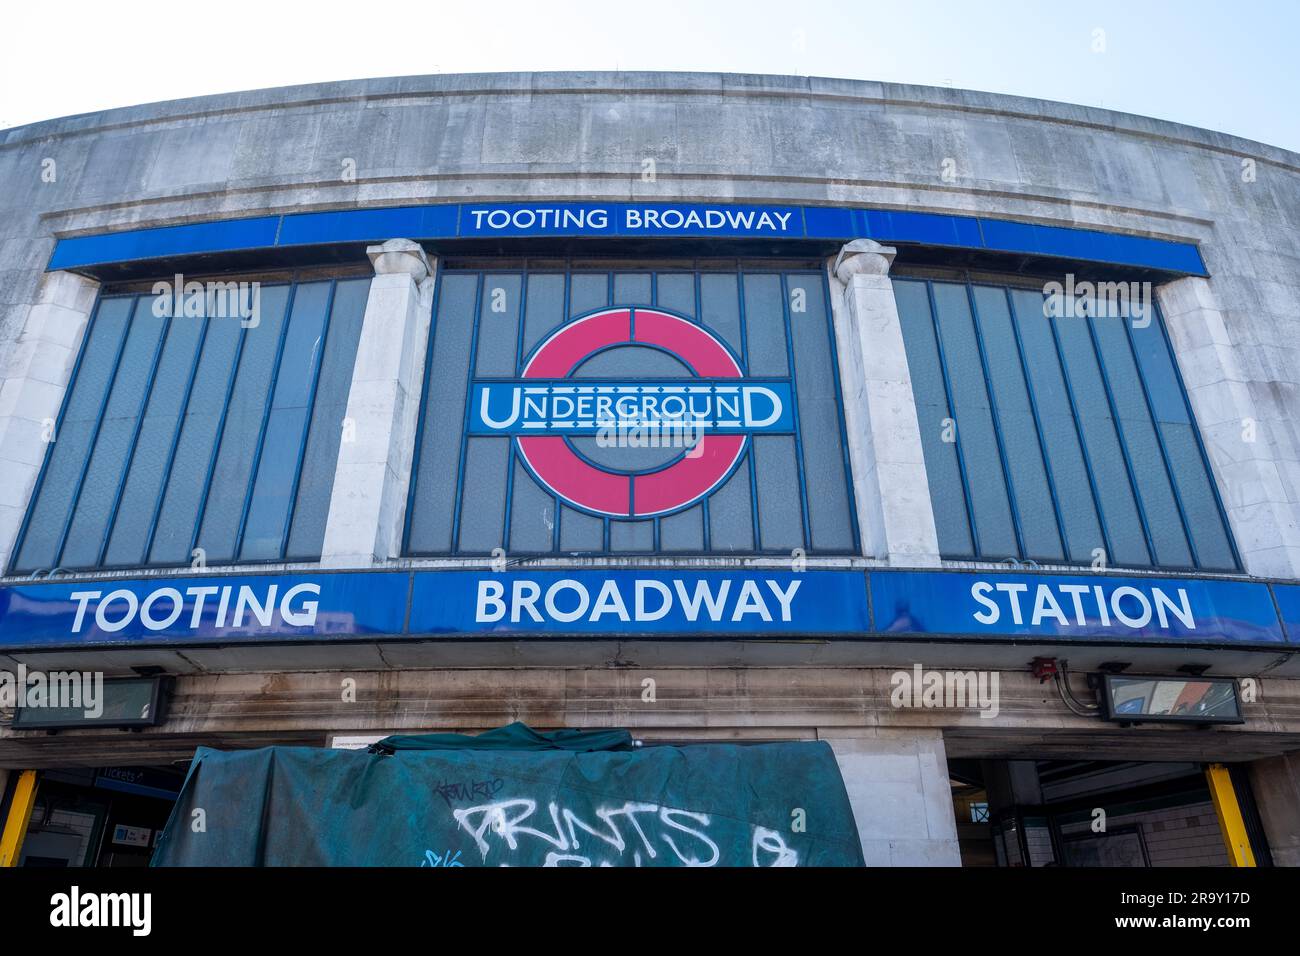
1274, 584, 1300, 643
278, 205, 459, 245
408, 569, 869, 637
0, 572, 408, 649
870, 570, 1283, 644
48, 217, 282, 270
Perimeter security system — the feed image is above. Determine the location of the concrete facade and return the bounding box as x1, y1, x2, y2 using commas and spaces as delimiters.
2, 72, 1300, 866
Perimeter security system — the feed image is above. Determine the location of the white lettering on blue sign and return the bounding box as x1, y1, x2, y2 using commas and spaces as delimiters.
474, 578, 802, 624
67, 583, 320, 633
969, 580, 1195, 630
471, 382, 791, 434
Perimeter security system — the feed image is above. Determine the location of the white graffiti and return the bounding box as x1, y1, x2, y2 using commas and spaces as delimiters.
448, 798, 798, 867
752, 827, 799, 867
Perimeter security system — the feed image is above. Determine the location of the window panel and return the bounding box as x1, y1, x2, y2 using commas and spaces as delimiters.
13, 276, 365, 574
970, 286, 1063, 561
893, 279, 974, 558
12, 296, 134, 572
405, 264, 857, 557
893, 279, 1237, 572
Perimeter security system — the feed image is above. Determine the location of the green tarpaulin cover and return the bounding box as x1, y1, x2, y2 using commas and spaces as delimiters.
153, 723, 864, 867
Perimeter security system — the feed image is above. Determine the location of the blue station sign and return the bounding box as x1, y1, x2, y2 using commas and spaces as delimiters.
871, 570, 1286, 645
0, 568, 1292, 650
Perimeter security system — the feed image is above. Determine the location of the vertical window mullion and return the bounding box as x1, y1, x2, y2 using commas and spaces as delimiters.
1149, 299, 1244, 571
736, 270, 762, 550
449, 274, 485, 554
189, 305, 253, 564
779, 273, 813, 550
232, 283, 298, 560
695, 269, 711, 552
1045, 306, 1116, 566
276, 281, 338, 560
142, 314, 212, 565
821, 268, 862, 556
965, 283, 1026, 560
95, 306, 174, 567
400, 273, 446, 556
924, 280, 981, 557
1119, 312, 1200, 568
51, 295, 139, 568
8, 288, 104, 573
1004, 288, 1072, 562
1083, 314, 1159, 565
503, 270, 529, 554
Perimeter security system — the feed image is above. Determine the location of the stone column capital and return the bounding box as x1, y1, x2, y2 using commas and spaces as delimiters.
366, 238, 432, 281
833, 239, 897, 285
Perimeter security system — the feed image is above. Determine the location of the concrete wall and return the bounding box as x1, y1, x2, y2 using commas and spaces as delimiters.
1, 72, 1298, 578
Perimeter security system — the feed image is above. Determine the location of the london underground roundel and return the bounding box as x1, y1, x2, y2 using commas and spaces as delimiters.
468, 307, 794, 518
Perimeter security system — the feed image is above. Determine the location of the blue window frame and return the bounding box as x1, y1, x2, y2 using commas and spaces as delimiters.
893, 275, 1240, 572
10, 275, 371, 573
404, 262, 860, 557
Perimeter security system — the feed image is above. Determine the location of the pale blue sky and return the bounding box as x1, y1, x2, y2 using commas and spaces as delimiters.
3, 0, 1297, 151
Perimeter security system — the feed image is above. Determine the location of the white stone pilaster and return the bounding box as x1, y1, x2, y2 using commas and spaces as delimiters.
828, 240, 941, 567
0, 271, 100, 575
320, 240, 435, 568
1157, 277, 1300, 578
820, 729, 961, 866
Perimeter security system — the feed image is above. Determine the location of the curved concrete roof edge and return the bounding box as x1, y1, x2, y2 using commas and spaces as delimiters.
3, 70, 1298, 169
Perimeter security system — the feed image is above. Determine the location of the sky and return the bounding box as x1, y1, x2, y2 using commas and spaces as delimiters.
2, 0, 1297, 151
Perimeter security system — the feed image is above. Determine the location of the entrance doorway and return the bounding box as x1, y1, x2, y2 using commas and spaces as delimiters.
948, 758, 1269, 867
11, 766, 185, 868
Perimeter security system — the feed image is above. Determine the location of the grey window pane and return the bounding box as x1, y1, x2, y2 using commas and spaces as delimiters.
287, 277, 371, 560
893, 279, 974, 558
1091, 314, 1193, 567
971, 286, 1063, 561
1009, 289, 1106, 563
559, 505, 603, 552
239, 282, 333, 561
611, 519, 654, 552
788, 273, 853, 551
742, 273, 788, 375
660, 504, 704, 551
1128, 316, 1192, 423
12, 296, 134, 572
507, 456, 556, 553
707, 456, 754, 552
1161, 422, 1238, 570
932, 282, 1017, 559
567, 273, 608, 319
148, 311, 244, 565
655, 273, 696, 317
614, 273, 652, 305
753, 435, 802, 550
61, 302, 168, 569
520, 273, 566, 355
457, 437, 509, 552
1053, 309, 1150, 567
195, 285, 292, 563
406, 274, 479, 553
103, 302, 208, 567
699, 274, 743, 358
475, 274, 522, 375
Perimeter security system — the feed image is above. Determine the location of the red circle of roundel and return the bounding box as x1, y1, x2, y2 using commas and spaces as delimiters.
515, 307, 746, 518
